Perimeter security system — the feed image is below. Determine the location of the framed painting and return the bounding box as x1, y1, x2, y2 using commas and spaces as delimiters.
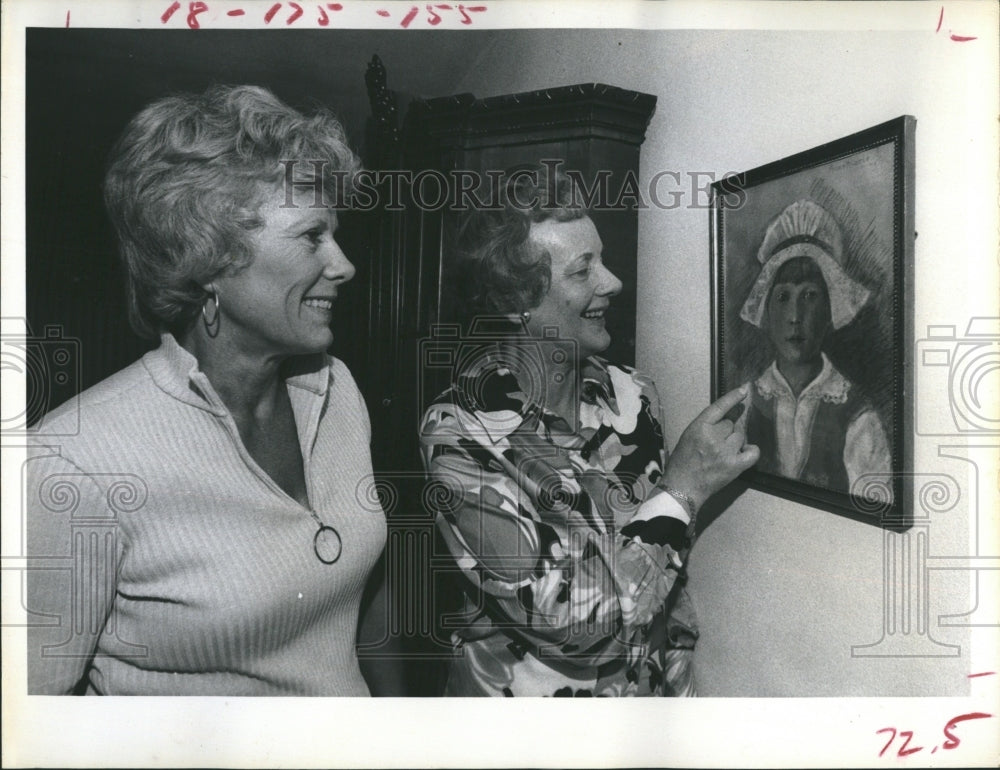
711, 116, 915, 529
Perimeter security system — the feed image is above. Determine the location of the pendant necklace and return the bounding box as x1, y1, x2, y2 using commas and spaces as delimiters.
307, 508, 342, 564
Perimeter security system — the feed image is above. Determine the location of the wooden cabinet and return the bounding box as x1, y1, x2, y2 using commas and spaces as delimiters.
368, 82, 657, 465
358, 72, 656, 694
406, 83, 657, 360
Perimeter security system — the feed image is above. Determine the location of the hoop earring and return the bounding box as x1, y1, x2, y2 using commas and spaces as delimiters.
202, 288, 221, 338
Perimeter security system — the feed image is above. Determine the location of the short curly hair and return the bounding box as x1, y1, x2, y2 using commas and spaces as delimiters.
103, 84, 360, 339
450, 166, 587, 319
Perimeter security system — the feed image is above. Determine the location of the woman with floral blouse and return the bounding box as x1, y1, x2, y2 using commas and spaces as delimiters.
419, 168, 758, 697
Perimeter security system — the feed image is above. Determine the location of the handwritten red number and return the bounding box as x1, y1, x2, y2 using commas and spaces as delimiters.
936, 6, 978, 42
264, 3, 281, 22
398, 6, 418, 26
317, 5, 329, 24
186, 1, 208, 28
285, 1, 303, 23
877, 727, 926, 757
457, 4, 485, 24
942, 712, 993, 750
876, 727, 896, 758
161, 1, 181, 23
896, 730, 923, 757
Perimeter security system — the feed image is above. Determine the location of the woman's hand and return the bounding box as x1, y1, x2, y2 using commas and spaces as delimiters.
662, 385, 760, 512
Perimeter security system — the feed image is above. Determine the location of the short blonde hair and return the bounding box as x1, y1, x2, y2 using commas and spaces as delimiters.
104, 84, 360, 339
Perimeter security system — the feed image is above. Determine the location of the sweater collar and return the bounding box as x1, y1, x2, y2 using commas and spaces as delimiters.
142, 333, 332, 415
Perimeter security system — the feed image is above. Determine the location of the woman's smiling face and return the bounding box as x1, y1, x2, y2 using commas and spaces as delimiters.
212, 185, 355, 358
524, 216, 622, 361
764, 256, 832, 367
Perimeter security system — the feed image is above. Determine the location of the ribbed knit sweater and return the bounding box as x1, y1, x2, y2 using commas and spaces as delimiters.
26, 334, 386, 695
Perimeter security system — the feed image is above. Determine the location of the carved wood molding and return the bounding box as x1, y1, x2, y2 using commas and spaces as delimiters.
365, 53, 400, 164
409, 83, 657, 150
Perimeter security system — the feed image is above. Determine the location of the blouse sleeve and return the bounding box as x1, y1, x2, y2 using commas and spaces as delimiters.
419, 398, 688, 670
844, 407, 893, 501
25, 448, 123, 694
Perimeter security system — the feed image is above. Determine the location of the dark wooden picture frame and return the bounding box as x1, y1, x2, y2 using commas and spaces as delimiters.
711, 116, 915, 530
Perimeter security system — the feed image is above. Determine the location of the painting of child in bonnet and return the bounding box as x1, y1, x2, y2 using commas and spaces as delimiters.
735, 199, 892, 500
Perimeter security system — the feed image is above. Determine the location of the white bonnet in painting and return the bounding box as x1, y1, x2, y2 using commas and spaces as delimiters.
740, 199, 871, 330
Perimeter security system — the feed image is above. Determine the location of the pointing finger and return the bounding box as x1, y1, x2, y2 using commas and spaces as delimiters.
723, 431, 746, 452
737, 443, 760, 467
699, 385, 749, 426
722, 401, 745, 424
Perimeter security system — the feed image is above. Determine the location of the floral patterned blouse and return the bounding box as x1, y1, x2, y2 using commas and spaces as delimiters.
419, 354, 698, 697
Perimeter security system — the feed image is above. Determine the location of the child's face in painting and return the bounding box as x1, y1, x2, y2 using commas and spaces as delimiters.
764, 257, 832, 367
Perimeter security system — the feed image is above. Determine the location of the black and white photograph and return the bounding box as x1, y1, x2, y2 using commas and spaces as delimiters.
1, 1, 998, 767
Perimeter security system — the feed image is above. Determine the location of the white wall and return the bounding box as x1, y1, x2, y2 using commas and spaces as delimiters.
455, 27, 998, 695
